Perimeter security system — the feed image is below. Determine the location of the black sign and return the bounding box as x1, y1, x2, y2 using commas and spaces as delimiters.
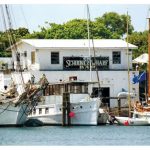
63, 56, 109, 70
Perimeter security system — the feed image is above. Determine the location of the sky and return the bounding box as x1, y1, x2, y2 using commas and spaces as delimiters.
0, 4, 150, 33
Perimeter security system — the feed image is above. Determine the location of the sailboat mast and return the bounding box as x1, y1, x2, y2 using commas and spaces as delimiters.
86, 4, 92, 81
148, 18, 150, 98
4, 5, 25, 86
126, 11, 131, 117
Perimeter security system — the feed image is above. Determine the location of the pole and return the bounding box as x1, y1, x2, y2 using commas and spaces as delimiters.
148, 18, 150, 100
87, 4, 92, 82
62, 92, 71, 126
126, 11, 131, 118
62, 93, 66, 126
118, 98, 121, 116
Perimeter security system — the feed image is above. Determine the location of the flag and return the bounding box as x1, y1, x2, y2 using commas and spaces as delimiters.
132, 74, 139, 84
138, 72, 146, 82
132, 72, 146, 84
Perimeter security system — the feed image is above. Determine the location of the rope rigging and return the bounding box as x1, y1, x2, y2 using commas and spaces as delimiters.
0, 5, 49, 121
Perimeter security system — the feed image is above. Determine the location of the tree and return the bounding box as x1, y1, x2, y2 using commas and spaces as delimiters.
16, 27, 30, 37
45, 23, 65, 39
38, 12, 134, 40
63, 19, 88, 39
0, 27, 30, 57
95, 12, 134, 39
128, 31, 148, 59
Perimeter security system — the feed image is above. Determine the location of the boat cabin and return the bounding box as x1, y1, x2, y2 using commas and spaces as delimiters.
43, 81, 98, 96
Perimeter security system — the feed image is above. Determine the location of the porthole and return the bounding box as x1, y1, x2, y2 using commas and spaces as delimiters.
59, 108, 62, 111
80, 106, 83, 109
72, 107, 74, 109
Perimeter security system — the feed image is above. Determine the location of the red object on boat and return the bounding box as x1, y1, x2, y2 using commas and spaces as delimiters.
69, 112, 75, 118
124, 120, 129, 126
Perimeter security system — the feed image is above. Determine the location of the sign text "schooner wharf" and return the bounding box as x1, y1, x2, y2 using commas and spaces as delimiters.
63, 56, 109, 70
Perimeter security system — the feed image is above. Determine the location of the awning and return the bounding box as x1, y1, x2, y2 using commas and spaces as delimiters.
132, 53, 148, 64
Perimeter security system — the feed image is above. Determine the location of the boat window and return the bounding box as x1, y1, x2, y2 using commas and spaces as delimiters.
51, 52, 59, 64
48, 84, 64, 95
45, 108, 49, 114
33, 108, 36, 115
80, 106, 83, 109
68, 84, 88, 94
43, 85, 50, 96
48, 83, 88, 95
39, 108, 42, 114
55, 84, 61, 95
49, 85, 54, 95
82, 84, 88, 93
135, 114, 139, 118
72, 107, 75, 110
59, 108, 62, 111
112, 51, 121, 64
74, 85, 82, 93
16, 52, 20, 62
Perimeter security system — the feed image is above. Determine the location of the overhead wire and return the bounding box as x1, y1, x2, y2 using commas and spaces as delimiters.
19, 5, 30, 30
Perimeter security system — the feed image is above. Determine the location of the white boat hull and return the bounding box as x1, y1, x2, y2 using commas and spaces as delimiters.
0, 103, 28, 126
115, 116, 149, 126
27, 100, 101, 126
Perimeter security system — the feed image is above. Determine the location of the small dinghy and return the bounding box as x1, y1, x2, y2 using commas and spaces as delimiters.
115, 116, 149, 126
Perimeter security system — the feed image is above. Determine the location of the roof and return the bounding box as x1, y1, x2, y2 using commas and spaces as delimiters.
20, 39, 137, 49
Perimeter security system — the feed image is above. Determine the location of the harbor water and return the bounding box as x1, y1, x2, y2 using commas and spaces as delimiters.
0, 125, 150, 146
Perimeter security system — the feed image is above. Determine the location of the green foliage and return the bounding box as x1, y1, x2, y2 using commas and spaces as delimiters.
23, 12, 134, 40
128, 31, 148, 59
94, 12, 134, 38
0, 27, 29, 57
0, 51, 11, 57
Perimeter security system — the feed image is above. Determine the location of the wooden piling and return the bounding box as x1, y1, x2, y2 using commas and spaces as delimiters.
62, 93, 66, 126
67, 99, 71, 126
118, 98, 121, 116
62, 92, 70, 126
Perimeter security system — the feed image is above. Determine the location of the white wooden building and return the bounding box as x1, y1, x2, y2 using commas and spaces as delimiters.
10, 39, 139, 108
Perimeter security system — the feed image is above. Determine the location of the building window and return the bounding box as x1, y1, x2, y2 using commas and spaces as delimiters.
24, 51, 27, 57
112, 51, 121, 64
31, 51, 35, 64
51, 52, 59, 64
